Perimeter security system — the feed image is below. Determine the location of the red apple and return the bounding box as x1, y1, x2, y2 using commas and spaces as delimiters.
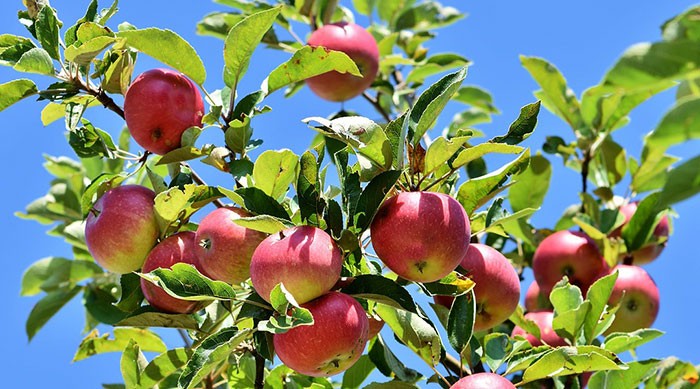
512, 311, 567, 347
451, 372, 516, 388
370, 191, 471, 283
432, 244, 520, 331
611, 202, 670, 265
194, 207, 267, 284
273, 291, 369, 377
306, 22, 379, 102
140, 231, 206, 314
85, 185, 159, 274
605, 265, 659, 334
250, 226, 343, 304
532, 231, 608, 296
124, 68, 204, 155
524, 280, 553, 312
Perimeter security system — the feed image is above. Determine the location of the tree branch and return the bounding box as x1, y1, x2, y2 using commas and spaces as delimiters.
362, 91, 392, 123
254, 352, 265, 389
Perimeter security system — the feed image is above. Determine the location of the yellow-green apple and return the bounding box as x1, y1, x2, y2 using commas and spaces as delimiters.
451, 372, 516, 388
605, 265, 659, 334
194, 207, 267, 284
273, 291, 369, 377
532, 231, 608, 296
250, 226, 342, 304
433, 244, 520, 331
524, 280, 553, 312
611, 202, 670, 265
140, 231, 206, 314
370, 191, 471, 283
511, 311, 567, 347
306, 22, 379, 102
124, 68, 204, 155
85, 185, 158, 274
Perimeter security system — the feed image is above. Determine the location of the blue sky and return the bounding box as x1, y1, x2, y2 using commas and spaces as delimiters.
1, 1, 699, 387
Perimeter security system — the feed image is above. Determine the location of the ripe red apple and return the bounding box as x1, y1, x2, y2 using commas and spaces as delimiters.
124, 68, 204, 155
194, 207, 267, 284
524, 280, 553, 312
451, 372, 516, 388
532, 231, 609, 296
306, 22, 379, 102
511, 311, 567, 347
140, 231, 206, 314
273, 291, 369, 377
605, 265, 659, 334
432, 244, 520, 331
370, 191, 471, 283
611, 202, 670, 265
85, 185, 159, 274
250, 226, 343, 304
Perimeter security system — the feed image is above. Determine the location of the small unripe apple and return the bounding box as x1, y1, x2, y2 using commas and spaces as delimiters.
85, 185, 159, 274
532, 231, 608, 296
194, 207, 267, 284
511, 311, 567, 347
273, 292, 369, 377
140, 231, 206, 314
451, 372, 516, 388
605, 265, 659, 334
611, 202, 670, 265
370, 191, 471, 283
306, 22, 379, 102
250, 226, 343, 304
524, 280, 553, 312
124, 68, 204, 155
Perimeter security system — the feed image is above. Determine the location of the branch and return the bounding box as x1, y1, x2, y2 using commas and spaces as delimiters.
254, 352, 265, 389
362, 91, 392, 123
442, 353, 470, 377
185, 162, 226, 208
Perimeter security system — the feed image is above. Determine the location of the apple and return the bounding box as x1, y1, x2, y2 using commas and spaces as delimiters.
532, 231, 609, 296
140, 231, 207, 314
124, 68, 204, 155
250, 225, 343, 304
367, 314, 385, 339
511, 311, 567, 347
432, 244, 520, 331
273, 291, 369, 377
605, 265, 660, 334
194, 207, 267, 284
524, 280, 553, 312
85, 185, 159, 274
451, 372, 516, 388
611, 202, 670, 265
370, 191, 471, 283
305, 22, 379, 102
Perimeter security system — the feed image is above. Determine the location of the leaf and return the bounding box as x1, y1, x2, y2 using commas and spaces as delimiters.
375, 303, 442, 367
252, 149, 299, 200
453, 85, 499, 113
410, 66, 468, 143
26, 286, 81, 341
491, 101, 540, 145
21, 257, 103, 296
447, 290, 475, 355
235, 186, 291, 220
341, 355, 375, 389
395, 3, 463, 31
603, 329, 664, 354
368, 335, 422, 382
340, 275, 417, 313
583, 271, 618, 343
117, 28, 206, 84
658, 154, 700, 207
258, 283, 314, 334
223, 6, 281, 88
353, 170, 402, 231
13, 47, 54, 75
233, 214, 293, 234
73, 328, 167, 362
138, 348, 192, 389
621, 193, 663, 251
483, 333, 513, 372
65, 35, 116, 65
405, 53, 470, 84
521, 56, 581, 128
520, 346, 624, 384
509, 154, 551, 213
0, 79, 38, 112
35, 5, 60, 60
141, 263, 241, 301
451, 143, 524, 171
588, 359, 660, 389
115, 309, 202, 331
262, 45, 361, 95
121, 340, 147, 389
0, 34, 37, 66
423, 135, 471, 175
153, 184, 224, 234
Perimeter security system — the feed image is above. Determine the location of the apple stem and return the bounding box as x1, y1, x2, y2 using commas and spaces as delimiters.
623, 254, 634, 266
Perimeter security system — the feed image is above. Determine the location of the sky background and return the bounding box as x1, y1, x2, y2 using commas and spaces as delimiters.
1, 0, 699, 387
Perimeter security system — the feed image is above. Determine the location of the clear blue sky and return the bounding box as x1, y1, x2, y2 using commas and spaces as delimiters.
1, 1, 699, 387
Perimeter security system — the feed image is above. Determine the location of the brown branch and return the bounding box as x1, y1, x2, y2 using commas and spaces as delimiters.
362, 91, 392, 123
442, 353, 469, 377
185, 162, 226, 208
254, 352, 265, 389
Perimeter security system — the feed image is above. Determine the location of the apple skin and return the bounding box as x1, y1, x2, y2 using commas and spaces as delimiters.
250, 226, 343, 304
85, 185, 159, 274
611, 202, 670, 265
605, 265, 660, 334
532, 231, 609, 296
273, 291, 369, 377
433, 244, 520, 331
524, 280, 553, 312
194, 207, 267, 284
306, 22, 379, 102
451, 372, 516, 388
124, 68, 204, 155
370, 191, 471, 283
512, 311, 567, 347
140, 231, 206, 314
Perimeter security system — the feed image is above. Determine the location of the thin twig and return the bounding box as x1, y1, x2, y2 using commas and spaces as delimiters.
177, 329, 192, 348
254, 352, 265, 389
362, 91, 392, 123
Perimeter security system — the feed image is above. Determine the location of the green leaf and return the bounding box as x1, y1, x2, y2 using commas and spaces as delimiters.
264, 364, 333, 388
262, 45, 361, 95
368, 335, 422, 382
509, 154, 551, 213
341, 355, 375, 389
115, 309, 202, 331
406, 53, 470, 84
520, 346, 624, 384
65, 36, 116, 65
588, 359, 660, 389
233, 214, 293, 234
589, 136, 627, 188
423, 135, 471, 175
550, 278, 584, 313
261, 283, 314, 334
632, 154, 678, 193
375, 303, 442, 368
410, 66, 468, 143
659, 153, 700, 207
26, 285, 81, 341
120, 340, 147, 389
583, 271, 618, 343
453, 85, 499, 113
340, 274, 418, 313
13, 47, 54, 75
550, 279, 590, 343
395, 3, 463, 31
447, 290, 475, 355
138, 348, 192, 389
117, 28, 206, 84
421, 272, 475, 296
353, 170, 402, 231
451, 143, 524, 171
35, 5, 60, 60
21, 257, 103, 296
223, 6, 281, 88
178, 328, 252, 389
521, 56, 581, 128
235, 186, 291, 220
483, 333, 513, 372
153, 184, 224, 235
0, 79, 38, 112
141, 263, 241, 301
352, 0, 376, 16
603, 329, 664, 354
297, 150, 323, 226
0, 34, 37, 66
73, 328, 167, 362
621, 193, 663, 251
252, 149, 299, 200
227, 354, 256, 388
490, 101, 540, 145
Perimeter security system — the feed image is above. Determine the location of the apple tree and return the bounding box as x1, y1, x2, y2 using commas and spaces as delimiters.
3, 0, 700, 387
